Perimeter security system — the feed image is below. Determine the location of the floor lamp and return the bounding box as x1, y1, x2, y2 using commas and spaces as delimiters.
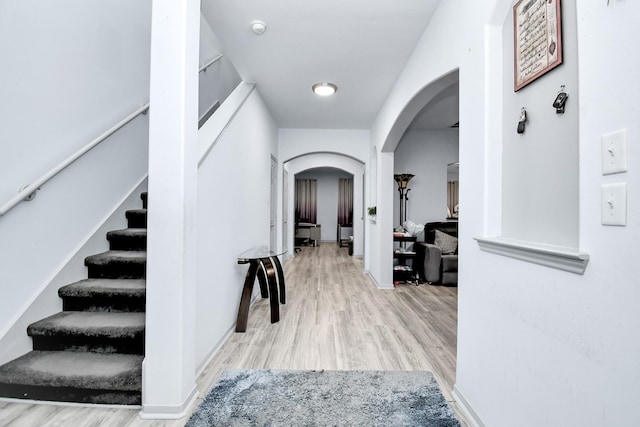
394, 174, 414, 228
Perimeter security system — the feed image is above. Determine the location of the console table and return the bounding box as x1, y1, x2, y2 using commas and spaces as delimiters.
235, 246, 286, 332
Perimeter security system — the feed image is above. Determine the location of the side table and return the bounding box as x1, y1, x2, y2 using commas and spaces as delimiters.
236, 246, 287, 332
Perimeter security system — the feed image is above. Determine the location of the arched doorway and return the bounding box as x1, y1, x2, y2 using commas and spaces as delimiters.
283, 153, 365, 261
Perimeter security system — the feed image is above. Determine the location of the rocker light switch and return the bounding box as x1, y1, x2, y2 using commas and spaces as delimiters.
601, 129, 628, 175
601, 183, 627, 226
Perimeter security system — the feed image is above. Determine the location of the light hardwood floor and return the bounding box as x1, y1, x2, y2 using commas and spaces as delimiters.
0, 243, 467, 426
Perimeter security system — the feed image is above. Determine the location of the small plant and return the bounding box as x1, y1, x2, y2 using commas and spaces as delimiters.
367, 206, 377, 216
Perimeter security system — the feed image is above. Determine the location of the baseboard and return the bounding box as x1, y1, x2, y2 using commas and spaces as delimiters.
452, 384, 486, 427
366, 272, 394, 290
195, 322, 236, 377
195, 291, 260, 376
0, 396, 140, 410
139, 386, 198, 420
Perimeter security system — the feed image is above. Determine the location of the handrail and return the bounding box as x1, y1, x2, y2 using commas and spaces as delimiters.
198, 101, 221, 129
0, 103, 150, 216
199, 54, 223, 73
2, 55, 223, 216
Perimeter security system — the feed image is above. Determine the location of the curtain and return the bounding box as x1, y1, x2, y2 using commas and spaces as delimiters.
447, 181, 459, 218
337, 178, 353, 225
295, 179, 317, 224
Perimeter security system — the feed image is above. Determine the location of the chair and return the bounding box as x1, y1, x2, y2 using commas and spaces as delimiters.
337, 224, 353, 247
296, 222, 321, 247
414, 222, 458, 286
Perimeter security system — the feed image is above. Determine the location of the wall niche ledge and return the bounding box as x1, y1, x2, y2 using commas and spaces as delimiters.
474, 236, 589, 275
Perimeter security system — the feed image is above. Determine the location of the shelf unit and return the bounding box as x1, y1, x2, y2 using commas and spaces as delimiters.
393, 234, 417, 284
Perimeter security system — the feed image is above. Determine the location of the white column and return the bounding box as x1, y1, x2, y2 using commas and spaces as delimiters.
141, 0, 200, 418
368, 151, 395, 288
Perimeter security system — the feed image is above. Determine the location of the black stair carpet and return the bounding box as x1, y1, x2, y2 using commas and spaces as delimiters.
0, 192, 147, 405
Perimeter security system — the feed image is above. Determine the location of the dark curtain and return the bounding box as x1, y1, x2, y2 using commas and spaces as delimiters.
337, 178, 353, 225
295, 179, 317, 224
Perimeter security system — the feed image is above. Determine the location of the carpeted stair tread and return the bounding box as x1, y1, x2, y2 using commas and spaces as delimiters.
59, 278, 146, 299
28, 312, 144, 338
58, 279, 145, 312
107, 229, 147, 251
85, 250, 146, 279
0, 351, 142, 392
85, 250, 147, 265
125, 209, 147, 228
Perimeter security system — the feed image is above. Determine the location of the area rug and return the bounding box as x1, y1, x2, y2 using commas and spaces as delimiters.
185, 369, 461, 426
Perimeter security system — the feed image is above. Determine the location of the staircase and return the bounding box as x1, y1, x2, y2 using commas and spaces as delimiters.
0, 192, 147, 405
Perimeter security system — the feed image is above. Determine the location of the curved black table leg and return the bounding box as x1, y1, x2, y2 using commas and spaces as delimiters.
257, 263, 269, 298
270, 255, 286, 305
235, 261, 259, 333
260, 258, 280, 324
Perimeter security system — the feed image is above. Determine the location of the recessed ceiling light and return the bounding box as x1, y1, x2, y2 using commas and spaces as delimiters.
251, 20, 267, 35
312, 82, 337, 96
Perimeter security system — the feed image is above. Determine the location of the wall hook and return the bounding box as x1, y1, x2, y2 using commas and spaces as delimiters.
553, 85, 568, 114
517, 107, 527, 134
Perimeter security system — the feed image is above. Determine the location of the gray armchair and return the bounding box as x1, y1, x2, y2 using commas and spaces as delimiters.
414, 222, 458, 286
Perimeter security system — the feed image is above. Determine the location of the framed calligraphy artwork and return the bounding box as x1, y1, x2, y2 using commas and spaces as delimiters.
513, 0, 563, 91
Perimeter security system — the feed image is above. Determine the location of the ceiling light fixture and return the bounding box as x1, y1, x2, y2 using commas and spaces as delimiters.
251, 20, 267, 35
312, 82, 337, 96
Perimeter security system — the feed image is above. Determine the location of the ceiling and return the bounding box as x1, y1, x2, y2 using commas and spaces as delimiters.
408, 80, 459, 130
201, 0, 447, 130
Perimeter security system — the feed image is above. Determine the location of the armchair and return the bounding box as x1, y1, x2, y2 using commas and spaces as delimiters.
414, 222, 458, 286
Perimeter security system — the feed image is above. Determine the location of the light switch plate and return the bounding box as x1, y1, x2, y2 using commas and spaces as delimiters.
601, 183, 627, 226
601, 129, 628, 175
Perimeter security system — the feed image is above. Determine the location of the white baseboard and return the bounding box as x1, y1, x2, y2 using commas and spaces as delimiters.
139, 386, 199, 420
195, 322, 236, 377
366, 272, 394, 290
452, 384, 486, 427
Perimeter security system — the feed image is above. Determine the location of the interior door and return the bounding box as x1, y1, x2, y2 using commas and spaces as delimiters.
270, 155, 277, 251
282, 169, 288, 253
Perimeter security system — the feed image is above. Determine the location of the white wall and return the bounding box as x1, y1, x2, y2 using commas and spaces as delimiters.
279, 129, 369, 262
198, 15, 242, 119
0, 0, 151, 362
500, 0, 579, 248
279, 129, 370, 163
0, 0, 151, 205
370, 0, 640, 426
394, 130, 459, 226
195, 86, 278, 371
296, 168, 353, 242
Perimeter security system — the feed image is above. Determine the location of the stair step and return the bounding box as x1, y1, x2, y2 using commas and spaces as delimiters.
28, 312, 144, 354
125, 209, 147, 228
141, 192, 147, 209
0, 351, 142, 405
59, 279, 145, 312
107, 228, 147, 251
85, 251, 146, 279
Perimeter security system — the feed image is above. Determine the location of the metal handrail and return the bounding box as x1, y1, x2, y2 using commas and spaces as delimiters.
199, 54, 223, 73
0, 103, 150, 216
1, 55, 224, 216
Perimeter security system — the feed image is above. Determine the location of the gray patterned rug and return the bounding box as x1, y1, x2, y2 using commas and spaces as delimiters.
186, 369, 461, 426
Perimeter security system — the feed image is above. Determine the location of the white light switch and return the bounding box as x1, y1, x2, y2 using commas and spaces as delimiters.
601, 129, 628, 175
601, 183, 627, 226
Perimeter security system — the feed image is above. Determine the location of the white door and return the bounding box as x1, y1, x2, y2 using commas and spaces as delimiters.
282, 169, 288, 253
270, 155, 277, 251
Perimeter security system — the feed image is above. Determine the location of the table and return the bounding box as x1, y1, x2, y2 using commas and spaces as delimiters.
235, 246, 286, 332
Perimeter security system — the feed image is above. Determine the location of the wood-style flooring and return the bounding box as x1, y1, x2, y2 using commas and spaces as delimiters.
0, 243, 467, 426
